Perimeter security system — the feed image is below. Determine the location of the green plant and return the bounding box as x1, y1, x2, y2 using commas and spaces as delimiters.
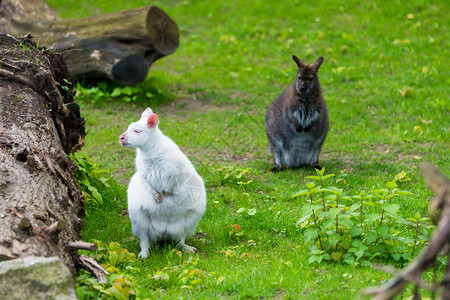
92, 241, 138, 270
71, 152, 110, 205
16, 36, 37, 52
76, 241, 138, 300
60, 78, 72, 92
293, 168, 434, 266
74, 79, 172, 106
148, 256, 207, 291
216, 166, 253, 187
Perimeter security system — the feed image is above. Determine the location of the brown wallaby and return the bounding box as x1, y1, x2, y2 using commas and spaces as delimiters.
265, 55, 329, 171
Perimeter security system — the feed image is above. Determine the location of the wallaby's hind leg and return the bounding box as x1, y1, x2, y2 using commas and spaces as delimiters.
177, 238, 197, 254
310, 150, 322, 170
268, 142, 283, 171
270, 150, 283, 172
267, 135, 283, 171
137, 232, 151, 259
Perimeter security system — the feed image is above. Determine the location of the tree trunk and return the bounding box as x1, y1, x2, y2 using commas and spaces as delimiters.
0, 33, 86, 274
0, 0, 179, 85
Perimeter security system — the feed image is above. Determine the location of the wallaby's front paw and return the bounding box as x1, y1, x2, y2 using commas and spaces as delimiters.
271, 166, 281, 173
138, 249, 149, 259
155, 193, 163, 203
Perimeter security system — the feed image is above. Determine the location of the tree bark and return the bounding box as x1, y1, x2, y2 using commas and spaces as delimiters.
0, 33, 86, 274
0, 0, 179, 85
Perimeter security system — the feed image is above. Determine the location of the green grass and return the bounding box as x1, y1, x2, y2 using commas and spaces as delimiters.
47, 0, 449, 298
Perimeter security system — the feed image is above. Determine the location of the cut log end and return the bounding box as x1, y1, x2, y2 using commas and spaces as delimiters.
111, 55, 149, 85
46, 220, 67, 235
145, 5, 180, 55
19, 218, 32, 230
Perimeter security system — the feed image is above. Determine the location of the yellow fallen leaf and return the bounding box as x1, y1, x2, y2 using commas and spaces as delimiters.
413, 155, 422, 160
105, 265, 120, 273
113, 277, 124, 284
393, 39, 410, 45
187, 269, 196, 277
216, 276, 225, 285
407, 13, 414, 19
394, 171, 411, 182
413, 126, 422, 132
219, 34, 238, 44
399, 86, 414, 97
422, 66, 429, 74
317, 31, 325, 40
219, 249, 235, 258
420, 119, 432, 124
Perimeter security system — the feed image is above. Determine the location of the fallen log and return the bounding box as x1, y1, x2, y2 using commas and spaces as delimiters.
362, 163, 450, 299
0, 33, 86, 274
0, 0, 179, 85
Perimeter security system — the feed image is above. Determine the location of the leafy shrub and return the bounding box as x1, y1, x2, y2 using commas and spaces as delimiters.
71, 152, 110, 205
74, 79, 171, 105
293, 168, 434, 267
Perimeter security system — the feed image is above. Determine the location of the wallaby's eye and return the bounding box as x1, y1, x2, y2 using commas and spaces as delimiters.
134, 129, 141, 134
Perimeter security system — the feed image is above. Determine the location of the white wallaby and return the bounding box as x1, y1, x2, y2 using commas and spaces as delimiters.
119, 108, 206, 258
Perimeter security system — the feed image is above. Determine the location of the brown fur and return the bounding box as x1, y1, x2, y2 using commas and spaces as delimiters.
265, 55, 329, 170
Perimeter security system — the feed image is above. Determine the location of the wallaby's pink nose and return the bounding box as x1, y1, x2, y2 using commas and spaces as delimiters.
119, 134, 127, 145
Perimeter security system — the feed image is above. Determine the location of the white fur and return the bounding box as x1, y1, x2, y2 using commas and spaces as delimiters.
292, 109, 319, 130
119, 108, 206, 258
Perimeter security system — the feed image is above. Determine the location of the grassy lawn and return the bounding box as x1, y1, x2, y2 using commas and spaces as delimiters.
48, 0, 449, 299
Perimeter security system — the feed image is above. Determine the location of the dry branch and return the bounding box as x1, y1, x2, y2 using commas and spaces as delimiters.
67, 241, 98, 252
78, 255, 108, 284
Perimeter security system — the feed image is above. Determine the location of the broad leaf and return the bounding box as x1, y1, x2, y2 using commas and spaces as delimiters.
304, 228, 319, 243
328, 234, 342, 247
351, 226, 363, 237
383, 204, 400, 215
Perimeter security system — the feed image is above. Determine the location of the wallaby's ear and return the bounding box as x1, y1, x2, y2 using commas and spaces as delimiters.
312, 57, 324, 71
141, 107, 154, 119
147, 114, 159, 129
292, 55, 304, 69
